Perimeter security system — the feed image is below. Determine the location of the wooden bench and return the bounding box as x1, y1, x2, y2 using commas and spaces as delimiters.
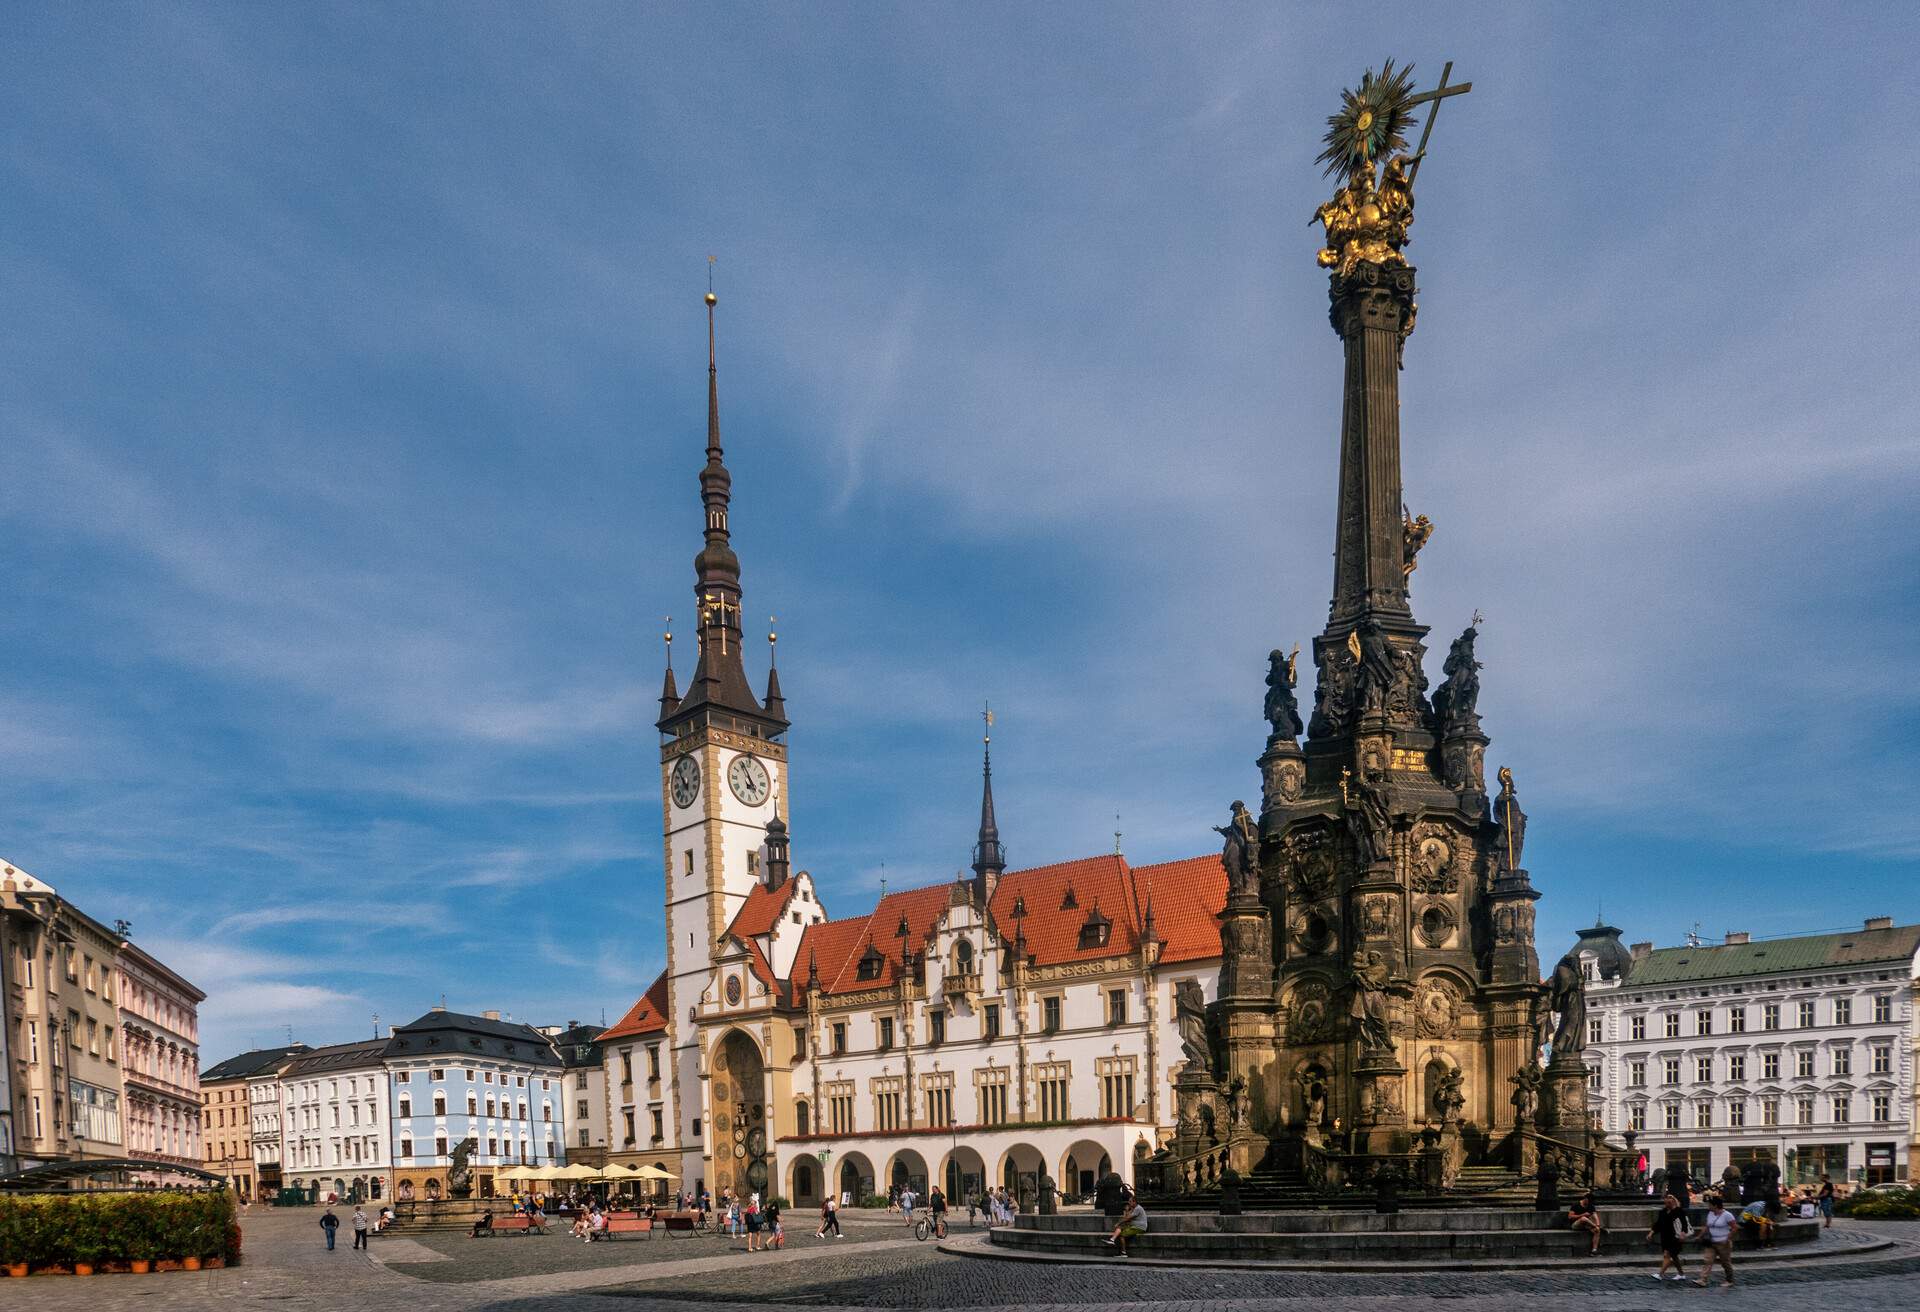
471, 1216, 536, 1238
601, 1217, 653, 1240
661, 1211, 705, 1237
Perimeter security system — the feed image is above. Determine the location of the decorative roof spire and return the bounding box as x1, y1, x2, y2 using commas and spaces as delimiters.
971, 703, 1006, 883
763, 617, 785, 720
659, 621, 680, 719
662, 281, 782, 731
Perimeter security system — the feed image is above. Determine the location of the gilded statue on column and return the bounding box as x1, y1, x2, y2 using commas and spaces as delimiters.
1311, 61, 1418, 275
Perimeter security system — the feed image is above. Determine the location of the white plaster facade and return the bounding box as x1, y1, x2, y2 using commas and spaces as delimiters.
1579, 918, 1920, 1190
276, 1039, 392, 1200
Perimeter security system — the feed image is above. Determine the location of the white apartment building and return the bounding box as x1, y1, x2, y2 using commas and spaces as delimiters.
543, 1022, 608, 1164
248, 1065, 290, 1196
1577, 918, 1919, 1190
276, 1038, 392, 1201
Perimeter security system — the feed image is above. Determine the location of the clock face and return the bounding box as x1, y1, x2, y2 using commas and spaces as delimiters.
727, 754, 770, 806
670, 754, 700, 808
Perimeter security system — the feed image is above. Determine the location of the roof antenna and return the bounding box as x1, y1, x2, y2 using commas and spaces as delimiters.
285, 1023, 294, 1046
1114, 813, 1123, 856
372, 1012, 380, 1039
879, 861, 887, 898
1685, 923, 1703, 948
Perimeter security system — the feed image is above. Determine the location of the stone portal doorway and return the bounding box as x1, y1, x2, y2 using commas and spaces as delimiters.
711, 1030, 769, 1199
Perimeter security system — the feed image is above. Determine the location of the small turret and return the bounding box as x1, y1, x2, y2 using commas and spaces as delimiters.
763, 813, 790, 891
971, 704, 1006, 904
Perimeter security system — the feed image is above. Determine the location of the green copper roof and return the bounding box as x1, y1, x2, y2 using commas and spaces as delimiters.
1625, 924, 1920, 986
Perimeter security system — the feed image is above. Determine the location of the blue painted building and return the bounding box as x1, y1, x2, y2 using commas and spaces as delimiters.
382, 1008, 566, 1200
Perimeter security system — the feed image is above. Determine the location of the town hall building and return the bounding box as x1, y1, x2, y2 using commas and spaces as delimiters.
598, 294, 1227, 1208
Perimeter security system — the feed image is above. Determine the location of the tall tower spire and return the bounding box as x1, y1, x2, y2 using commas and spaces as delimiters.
971, 704, 1006, 901
661, 286, 784, 732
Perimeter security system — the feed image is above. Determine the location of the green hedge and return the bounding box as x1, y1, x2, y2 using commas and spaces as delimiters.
0, 1192, 239, 1267
1839, 1188, 1920, 1220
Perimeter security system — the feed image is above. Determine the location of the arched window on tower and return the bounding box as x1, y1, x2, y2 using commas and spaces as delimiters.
795, 1100, 810, 1136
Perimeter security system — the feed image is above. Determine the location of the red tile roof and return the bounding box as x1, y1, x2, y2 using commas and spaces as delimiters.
600, 971, 670, 1040
988, 854, 1146, 967
725, 879, 800, 940
1130, 854, 1228, 964
779, 851, 1225, 995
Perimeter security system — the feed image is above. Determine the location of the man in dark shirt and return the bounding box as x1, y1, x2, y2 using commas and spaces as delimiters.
1568, 1190, 1604, 1255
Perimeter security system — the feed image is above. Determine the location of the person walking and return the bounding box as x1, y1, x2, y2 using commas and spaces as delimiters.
901, 1185, 916, 1226
744, 1195, 763, 1252
1817, 1175, 1835, 1228
1693, 1194, 1738, 1288
351, 1205, 370, 1251
319, 1207, 340, 1251
1106, 1191, 1148, 1258
818, 1193, 842, 1238
1645, 1193, 1691, 1281
765, 1198, 784, 1250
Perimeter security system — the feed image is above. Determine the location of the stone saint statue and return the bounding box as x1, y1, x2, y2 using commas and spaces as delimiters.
1492, 766, 1527, 873
1214, 800, 1261, 899
1546, 952, 1587, 1063
1355, 621, 1397, 717
1347, 950, 1394, 1054
1264, 646, 1305, 740
1433, 1066, 1466, 1121
1175, 979, 1212, 1075
1509, 1064, 1542, 1125
1305, 1078, 1328, 1132
1341, 768, 1395, 868
1431, 623, 1482, 732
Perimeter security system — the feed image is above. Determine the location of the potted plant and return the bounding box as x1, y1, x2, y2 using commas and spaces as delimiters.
124, 1204, 158, 1274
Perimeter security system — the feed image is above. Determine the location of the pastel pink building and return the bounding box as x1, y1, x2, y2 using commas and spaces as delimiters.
117, 940, 205, 1168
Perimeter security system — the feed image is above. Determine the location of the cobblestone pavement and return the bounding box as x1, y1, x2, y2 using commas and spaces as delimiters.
4, 1209, 1917, 1311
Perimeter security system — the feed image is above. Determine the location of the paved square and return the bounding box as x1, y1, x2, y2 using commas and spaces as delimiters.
2, 1208, 1917, 1311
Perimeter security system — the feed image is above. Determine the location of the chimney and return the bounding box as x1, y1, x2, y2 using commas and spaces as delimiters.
1864, 916, 1893, 931
1630, 942, 1653, 961
1724, 932, 1750, 945
482, 1009, 501, 1021
430, 1003, 446, 1013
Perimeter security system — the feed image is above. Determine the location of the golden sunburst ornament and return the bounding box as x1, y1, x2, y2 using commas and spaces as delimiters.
1316, 59, 1418, 179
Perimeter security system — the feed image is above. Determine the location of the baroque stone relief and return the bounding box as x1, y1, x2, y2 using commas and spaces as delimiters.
1283, 828, 1339, 900
1414, 978, 1459, 1038
1409, 823, 1466, 894
1358, 894, 1394, 940
1286, 977, 1336, 1045
1415, 899, 1458, 948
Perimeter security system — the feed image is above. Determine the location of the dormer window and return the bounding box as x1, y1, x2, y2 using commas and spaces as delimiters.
856, 946, 886, 981
1078, 905, 1112, 949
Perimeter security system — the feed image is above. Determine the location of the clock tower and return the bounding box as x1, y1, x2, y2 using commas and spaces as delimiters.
656, 291, 790, 1146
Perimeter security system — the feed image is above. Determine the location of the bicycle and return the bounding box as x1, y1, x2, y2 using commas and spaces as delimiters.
913, 1214, 949, 1241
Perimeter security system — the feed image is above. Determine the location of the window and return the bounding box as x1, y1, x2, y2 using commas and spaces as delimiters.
1695, 1101, 1712, 1129
831, 1023, 847, 1056
576, 1100, 589, 1119
1628, 1059, 1646, 1088
1110, 989, 1129, 1026
1796, 1096, 1814, 1125
1587, 1065, 1602, 1091
1763, 1003, 1780, 1031
1662, 1058, 1680, 1086
983, 1004, 1000, 1041
1629, 1103, 1646, 1132
1695, 1009, 1712, 1036
1728, 1098, 1746, 1128
922, 1073, 954, 1128
872, 1077, 903, 1131
1728, 1006, 1746, 1034
433, 1094, 447, 1115
1035, 1062, 1069, 1121
467, 1094, 478, 1115
1722, 1052, 1744, 1082
1662, 1103, 1680, 1130
1042, 996, 1061, 1035
1832, 1048, 1851, 1077
431, 1068, 444, 1081
1796, 1051, 1814, 1079
1873, 995, 1892, 1024
795, 1100, 809, 1135
400, 1136, 413, 1157
793, 1026, 807, 1059
575, 1072, 588, 1089
1833, 998, 1851, 1025
465, 1069, 475, 1081
1831, 1094, 1850, 1123
976, 1068, 1009, 1125
647, 1045, 661, 1080
578, 1128, 589, 1146
1630, 1015, 1646, 1041
876, 1016, 894, 1052
1872, 1093, 1892, 1123
1762, 1097, 1779, 1127
1797, 1000, 1815, 1028
1099, 1056, 1138, 1118
855, 948, 885, 982
1762, 1052, 1780, 1080
435, 1135, 449, 1156
487, 1137, 498, 1156
927, 1009, 945, 1047
485, 1097, 496, 1117
1587, 1018, 1603, 1045
650, 1109, 663, 1142
691, 1116, 701, 1138
827, 1083, 855, 1135
1871, 1045, 1891, 1075
1664, 1013, 1680, 1038
1695, 1056, 1713, 1084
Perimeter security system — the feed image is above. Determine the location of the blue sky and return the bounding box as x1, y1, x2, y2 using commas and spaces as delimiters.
4, 4, 1917, 1064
